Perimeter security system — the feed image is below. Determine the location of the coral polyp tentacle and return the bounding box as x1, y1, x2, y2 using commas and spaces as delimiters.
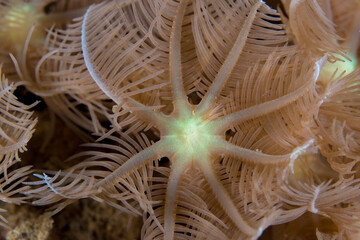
212, 66, 317, 133
95, 139, 171, 188
164, 154, 190, 240
197, 156, 259, 236
195, 1, 263, 116
169, 0, 191, 115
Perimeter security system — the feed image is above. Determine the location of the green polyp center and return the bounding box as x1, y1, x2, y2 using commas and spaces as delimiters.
319, 53, 358, 82
164, 114, 217, 162
1, 3, 44, 50
4, 4, 38, 27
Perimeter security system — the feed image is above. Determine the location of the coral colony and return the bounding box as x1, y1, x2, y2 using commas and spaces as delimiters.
0, 0, 359, 239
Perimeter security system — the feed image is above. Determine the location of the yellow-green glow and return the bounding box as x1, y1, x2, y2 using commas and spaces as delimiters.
319, 54, 357, 82
4, 4, 38, 28
164, 115, 216, 162
179, 118, 206, 144
0, 3, 45, 51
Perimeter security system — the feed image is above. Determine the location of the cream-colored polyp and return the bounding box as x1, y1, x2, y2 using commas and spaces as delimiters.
75, 0, 321, 239
155, 106, 262, 238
